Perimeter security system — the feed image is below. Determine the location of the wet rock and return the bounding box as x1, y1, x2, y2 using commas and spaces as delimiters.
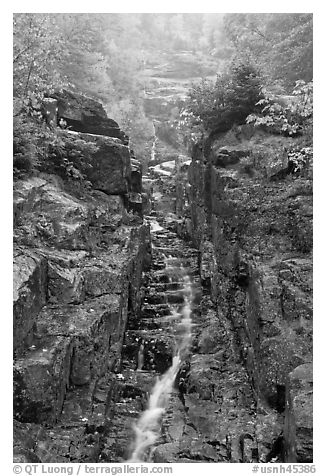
14, 179, 93, 250
284, 363, 313, 462
279, 258, 313, 325
255, 265, 283, 326
259, 337, 307, 410
199, 240, 215, 287
41, 295, 122, 380
13, 247, 48, 352
14, 294, 122, 422
211, 150, 246, 168
13, 90, 151, 461
13, 448, 42, 463
67, 132, 131, 195
47, 261, 85, 304
179, 438, 221, 461
14, 335, 73, 423
256, 407, 284, 462
198, 323, 226, 354
82, 261, 125, 297
130, 158, 142, 193
13, 177, 47, 226
184, 130, 313, 462
184, 395, 214, 433
50, 89, 128, 143
91, 192, 126, 228
13, 178, 129, 250
128, 192, 143, 216
151, 443, 179, 463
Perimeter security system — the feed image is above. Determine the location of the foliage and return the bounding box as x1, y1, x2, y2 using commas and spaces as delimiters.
13, 110, 99, 180
13, 112, 54, 176
43, 130, 99, 180
246, 80, 313, 137
288, 147, 313, 174
222, 13, 313, 92
13, 13, 313, 170
13, 14, 65, 101
108, 97, 154, 162
13, 13, 153, 166
180, 60, 263, 137
13, 13, 143, 104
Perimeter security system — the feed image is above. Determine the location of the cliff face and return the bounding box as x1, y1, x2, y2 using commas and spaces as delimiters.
176, 129, 313, 462
13, 92, 151, 462
13, 87, 313, 464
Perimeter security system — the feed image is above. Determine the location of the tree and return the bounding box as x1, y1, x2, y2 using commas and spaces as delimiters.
13, 14, 64, 101
183, 60, 263, 134
222, 13, 313, 92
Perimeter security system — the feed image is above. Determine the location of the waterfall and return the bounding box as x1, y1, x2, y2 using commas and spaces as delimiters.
128, 273, 194, 462
151, 122, 157, 163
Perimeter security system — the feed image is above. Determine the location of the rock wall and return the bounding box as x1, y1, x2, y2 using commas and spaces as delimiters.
13, 92, 151, 462
176, 132, 313, 462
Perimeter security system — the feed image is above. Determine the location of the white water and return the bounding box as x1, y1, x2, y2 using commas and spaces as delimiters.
151, 123, 157, 163
128, 273, 193, 462
150, 220, 164, 233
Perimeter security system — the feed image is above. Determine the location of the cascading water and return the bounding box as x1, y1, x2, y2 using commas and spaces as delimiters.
128, 269, 194, 462
151, 122, 157, 163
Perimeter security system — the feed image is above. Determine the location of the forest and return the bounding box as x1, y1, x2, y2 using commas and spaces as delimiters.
13, 13, 313, 176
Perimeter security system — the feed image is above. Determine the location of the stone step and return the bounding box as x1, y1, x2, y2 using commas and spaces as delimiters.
141, 303, 172, 315
144, 281, 182, 292
101, 212, 204, 462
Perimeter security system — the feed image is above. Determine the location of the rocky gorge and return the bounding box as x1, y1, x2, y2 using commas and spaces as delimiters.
13, 87, 313, 464
13, 91, 151, 462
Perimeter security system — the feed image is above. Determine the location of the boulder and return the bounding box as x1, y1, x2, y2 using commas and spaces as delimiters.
211, 147, 251, 168
151, 443, 179, 463
67, 132, 131, 195
50, 90, 128, 143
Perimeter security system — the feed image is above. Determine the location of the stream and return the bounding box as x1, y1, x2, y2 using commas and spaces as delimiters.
101, 214, 201, 462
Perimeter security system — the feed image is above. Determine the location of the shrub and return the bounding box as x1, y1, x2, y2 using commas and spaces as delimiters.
41, 131, 99, 180
13, 107, 99, 181
246, 80, 313, 137
181, 59, 264, 135
288, 147, 313, 175
13, 111, 54, 177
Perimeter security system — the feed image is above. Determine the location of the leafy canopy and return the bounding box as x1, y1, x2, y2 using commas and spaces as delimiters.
222, 13, 313, 92
181, 60, 263, 135
246, 80, 313, 137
